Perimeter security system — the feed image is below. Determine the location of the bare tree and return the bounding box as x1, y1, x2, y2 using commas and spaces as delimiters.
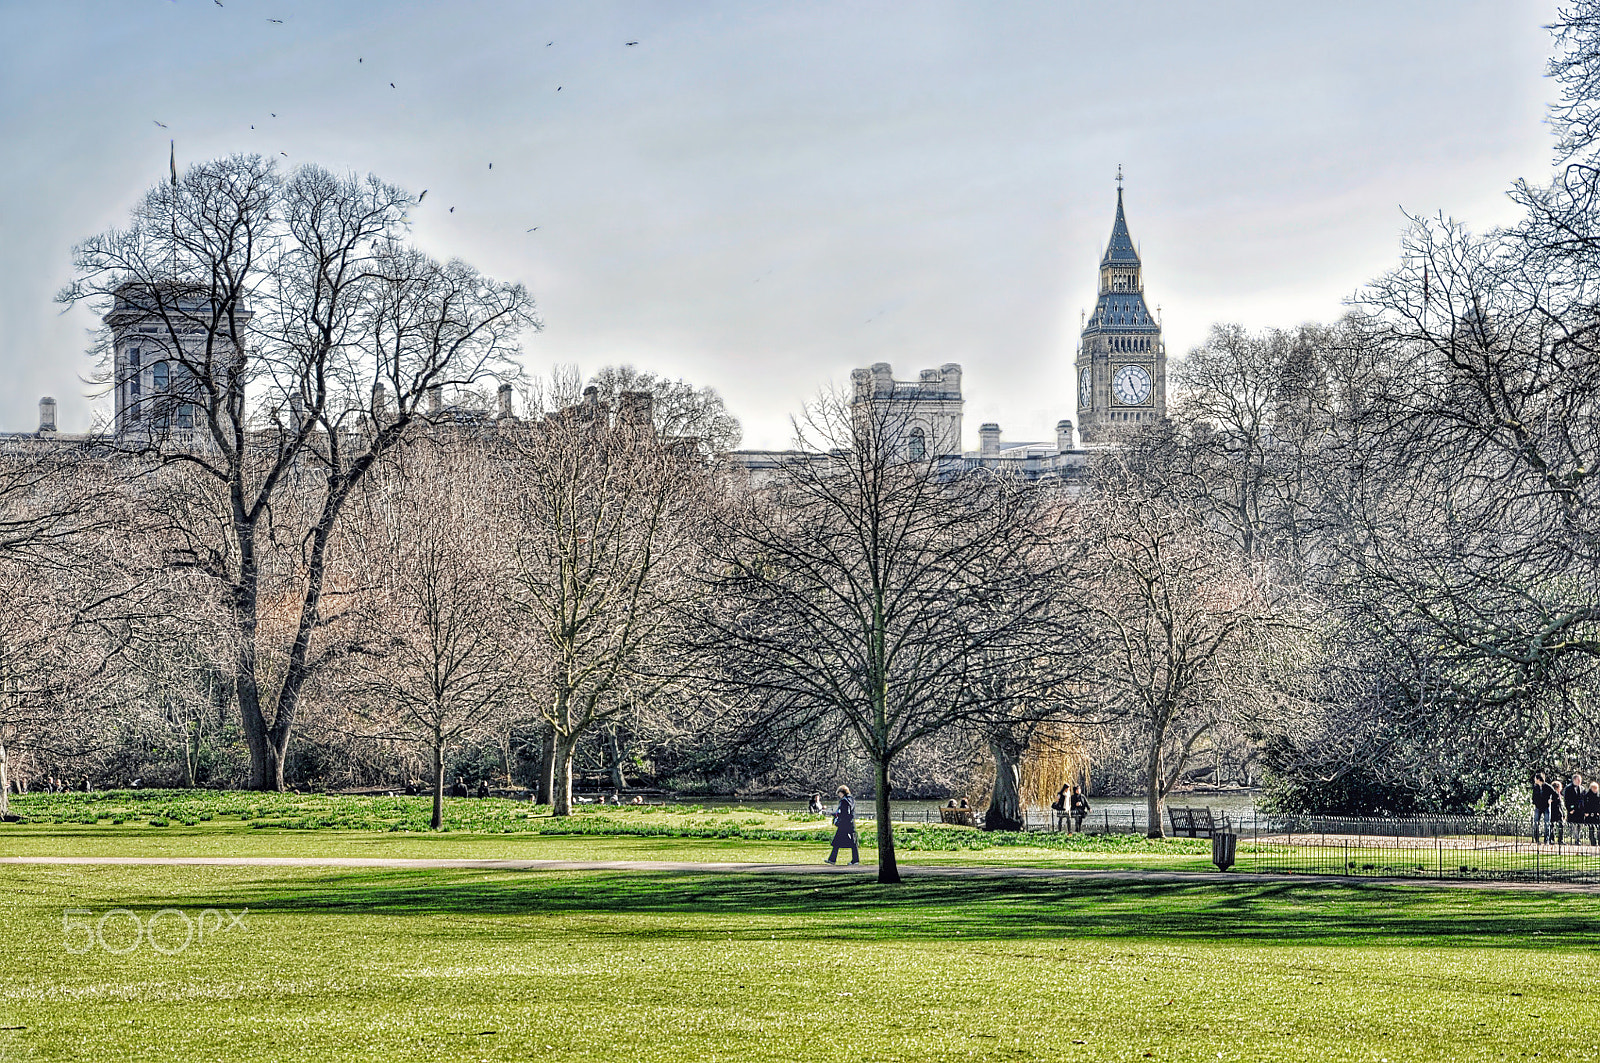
341, 440, 518, 828
1169, 321, 1349, 568
1071, 441, 1289, 836
693, 390, 1073, 882
501, 375, 708, 816
0, 453, 155, 809
585, 365, 743, 456
58, 155, 537, 790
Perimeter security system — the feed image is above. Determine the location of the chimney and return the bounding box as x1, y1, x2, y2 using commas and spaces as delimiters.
497, 382, 513, 420
939, 363, 962, 396
871, 362, 893, 396
979, 423, 1001, 459
1056, 419, 1075, 453
427, 386, 442, 416
851, 367, 872, 402
617, 390, 653, 434
37, 396, 57, 434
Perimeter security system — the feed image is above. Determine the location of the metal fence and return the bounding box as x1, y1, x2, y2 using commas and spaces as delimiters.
905, 803, 1600, 883
1234, 812, 1600, 883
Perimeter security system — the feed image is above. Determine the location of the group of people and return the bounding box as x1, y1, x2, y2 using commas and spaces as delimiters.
816, 780, 1097, 866
35, 777, 92, 793
1052, 783, 1092, 832
1532, 773, 1600, 845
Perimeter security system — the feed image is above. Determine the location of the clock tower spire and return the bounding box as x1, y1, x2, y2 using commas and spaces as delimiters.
1075, 173, 1166, 443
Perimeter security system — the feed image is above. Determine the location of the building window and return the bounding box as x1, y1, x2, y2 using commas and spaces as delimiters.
129, 349, 142, 396
153, 362, 169, 391
908, 427, 926, 460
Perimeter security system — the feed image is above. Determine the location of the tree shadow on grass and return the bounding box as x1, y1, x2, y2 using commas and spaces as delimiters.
125, 870, 1600, 950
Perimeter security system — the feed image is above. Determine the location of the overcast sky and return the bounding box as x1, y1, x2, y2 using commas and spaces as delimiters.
0, 0, 1563, 448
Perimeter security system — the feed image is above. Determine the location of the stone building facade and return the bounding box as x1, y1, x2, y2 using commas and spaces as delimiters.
732, 182, 1166, 483
14, 183, 1166, 470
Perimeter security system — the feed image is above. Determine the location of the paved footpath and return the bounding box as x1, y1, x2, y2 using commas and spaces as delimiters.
3, 855, 1598, 893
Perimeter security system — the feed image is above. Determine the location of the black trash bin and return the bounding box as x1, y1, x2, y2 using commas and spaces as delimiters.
1211, 831, 1238, 872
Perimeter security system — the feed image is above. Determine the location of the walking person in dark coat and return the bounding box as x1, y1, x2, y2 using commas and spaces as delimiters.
1585, 783, 1600, 846
1533, 773, 1556, 843
1564, 774, 1585, 841
1551, 786, 1566, 845
825, 785, 859, 865
1069, 785, 1091, 833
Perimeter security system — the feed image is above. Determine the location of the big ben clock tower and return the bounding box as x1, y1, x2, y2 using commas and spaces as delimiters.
1076, 170, 1166, 443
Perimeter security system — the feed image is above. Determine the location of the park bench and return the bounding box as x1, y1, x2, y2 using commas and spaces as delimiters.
939, 807, 978, 827
1167, 805, 1217, 838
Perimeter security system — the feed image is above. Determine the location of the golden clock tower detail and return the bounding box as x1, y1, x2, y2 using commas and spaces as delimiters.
1076, 171, 1165, 443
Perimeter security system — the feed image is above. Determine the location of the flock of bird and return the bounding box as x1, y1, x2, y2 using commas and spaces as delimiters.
156, 3, 647, 238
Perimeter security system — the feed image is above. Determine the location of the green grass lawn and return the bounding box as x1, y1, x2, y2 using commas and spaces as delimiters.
0, 861, 1593, 1062
0, 791, 1217, 872
1, 792, 1591, 1060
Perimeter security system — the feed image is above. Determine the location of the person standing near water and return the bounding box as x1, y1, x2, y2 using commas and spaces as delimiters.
1533, 773, 1555, 844
1070, 785, 1092, 833
1565, 774, 1585, 841
825, 785, 859, 865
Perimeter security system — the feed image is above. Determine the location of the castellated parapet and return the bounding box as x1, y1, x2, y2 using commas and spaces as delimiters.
849, 361, 965, 458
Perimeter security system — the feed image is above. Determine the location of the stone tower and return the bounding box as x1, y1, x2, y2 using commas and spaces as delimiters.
1075, 175, 1165, 443
104, 283, 251, 439
849, 362, 964, 458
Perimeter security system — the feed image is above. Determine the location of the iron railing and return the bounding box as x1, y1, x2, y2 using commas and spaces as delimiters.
1234, 812, 1600, 883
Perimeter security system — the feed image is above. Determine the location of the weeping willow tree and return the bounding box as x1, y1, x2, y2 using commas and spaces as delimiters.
970, 721, 1092, 829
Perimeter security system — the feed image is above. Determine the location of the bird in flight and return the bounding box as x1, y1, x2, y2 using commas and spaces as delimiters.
390, 82, 396, 88
418, 189, 428, 202
268, 18, 283, 23
556, 86, 562, 91
280, 152, 288, 157
213, 0, 222, 6
358, 58, 363, 63
153, 120, 168, 128
250, 125, 255, 129
270, 113, 277, 117
488, 162, 493, 170
526, 227, 538, 232
546, 41, 552, 46
449, 206, 455, 213
626, 41, 637, 46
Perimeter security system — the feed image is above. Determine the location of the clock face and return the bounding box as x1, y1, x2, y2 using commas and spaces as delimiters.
1111, 363, 1152, 406
1078, 366, 1092, 405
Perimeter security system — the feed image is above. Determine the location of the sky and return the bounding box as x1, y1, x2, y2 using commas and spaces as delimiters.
0, 0, 1565, 449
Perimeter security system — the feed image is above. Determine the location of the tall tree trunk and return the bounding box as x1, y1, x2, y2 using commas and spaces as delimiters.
0, 738, 10, 818
874, 757, 899, 884
984, 736, 1025, 832
1146, 729, 1165, 838
238, 654, 288, 792
430, 739, 445, 831
551, 731, 577, 817
608, 728, 628, 791
536, 727, 555, 806
181, 711, 197, 788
